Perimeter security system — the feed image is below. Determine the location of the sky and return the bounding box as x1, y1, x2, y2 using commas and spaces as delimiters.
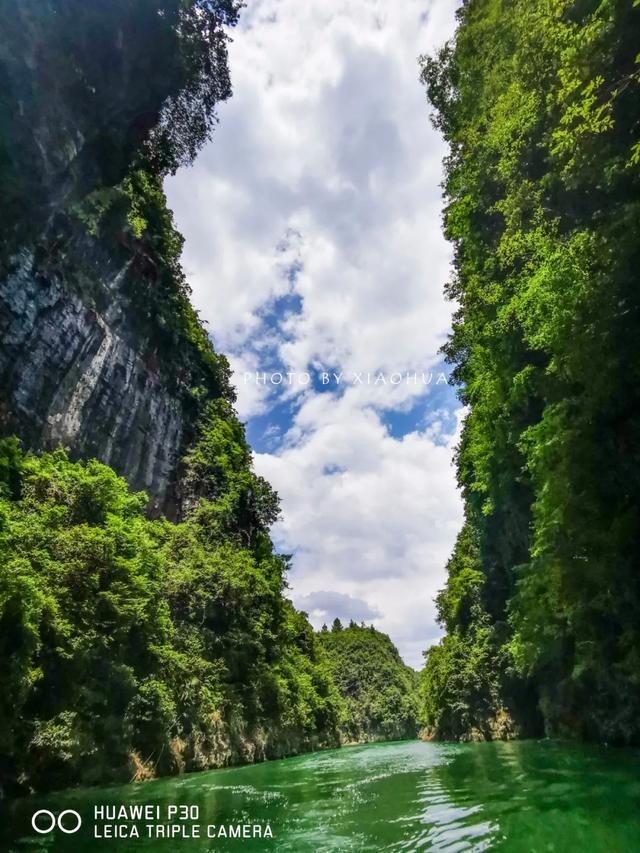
165, 0, 463, 668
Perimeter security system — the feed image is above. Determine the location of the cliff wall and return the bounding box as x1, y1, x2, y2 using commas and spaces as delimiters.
1, 247, 184, 515
0, 0, 239, 517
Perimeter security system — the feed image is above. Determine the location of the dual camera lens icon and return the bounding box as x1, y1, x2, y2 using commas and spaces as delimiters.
31, 809, 82, 835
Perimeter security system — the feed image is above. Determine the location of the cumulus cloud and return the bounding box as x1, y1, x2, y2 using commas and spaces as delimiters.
165, 0, 462, 666
256, 399, 464, 667
296, 591, 381, 625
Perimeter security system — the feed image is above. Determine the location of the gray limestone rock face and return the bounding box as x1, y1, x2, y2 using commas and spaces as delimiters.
0, 249, 185, 517
0, 1, 235, 519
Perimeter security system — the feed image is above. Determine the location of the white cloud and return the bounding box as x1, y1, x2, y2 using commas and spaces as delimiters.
296, 591, 382, 625
255, 397, 464, 667
165, 0, 462, 666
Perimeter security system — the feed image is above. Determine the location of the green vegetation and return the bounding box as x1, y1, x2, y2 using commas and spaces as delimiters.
0, 426, 342, 795
419, 0, 640, 743
319, 621, 419, 743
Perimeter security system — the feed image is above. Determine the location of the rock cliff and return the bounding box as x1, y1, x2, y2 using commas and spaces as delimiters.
1, 247, 185, 515
0, 0, 240, 517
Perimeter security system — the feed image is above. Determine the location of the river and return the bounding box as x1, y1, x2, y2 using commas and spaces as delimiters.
2, 740, 639, 851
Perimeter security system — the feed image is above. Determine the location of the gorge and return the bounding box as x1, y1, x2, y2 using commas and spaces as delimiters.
2, 1, 640, 838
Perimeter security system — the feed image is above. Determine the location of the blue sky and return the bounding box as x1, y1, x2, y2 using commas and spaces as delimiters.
166, 0, 462, 667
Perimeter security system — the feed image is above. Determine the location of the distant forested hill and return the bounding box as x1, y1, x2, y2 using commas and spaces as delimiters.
419, 0, 640, 744
319, 621, 420, 743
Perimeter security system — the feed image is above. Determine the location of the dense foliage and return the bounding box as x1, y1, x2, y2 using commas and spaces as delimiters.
0, 429, 342, 795
319, 621, 419, 743
419, 0, 640, 743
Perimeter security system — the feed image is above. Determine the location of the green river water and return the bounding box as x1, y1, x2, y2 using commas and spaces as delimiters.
1, 740, 639, 852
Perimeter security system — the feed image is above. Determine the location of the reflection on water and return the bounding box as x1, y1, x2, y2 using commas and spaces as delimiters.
1, 740, 639, 852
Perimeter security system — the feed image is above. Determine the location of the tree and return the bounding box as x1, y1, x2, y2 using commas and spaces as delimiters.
420, 0, 640, 744
0, 439, 343, 794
